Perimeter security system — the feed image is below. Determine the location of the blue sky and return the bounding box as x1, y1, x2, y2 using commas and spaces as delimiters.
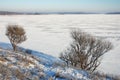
0, 0, 120, 12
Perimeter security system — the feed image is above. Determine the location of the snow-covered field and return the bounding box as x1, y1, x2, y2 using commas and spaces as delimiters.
0, 14, 120, 75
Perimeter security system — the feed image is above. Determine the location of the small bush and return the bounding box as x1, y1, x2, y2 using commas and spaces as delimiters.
6, 24, 27, 51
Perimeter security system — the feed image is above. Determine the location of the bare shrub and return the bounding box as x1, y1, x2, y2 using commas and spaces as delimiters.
6, 24, 27, 51
60, 29, 113, 72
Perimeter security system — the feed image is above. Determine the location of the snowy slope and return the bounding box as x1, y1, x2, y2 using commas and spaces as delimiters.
0, 42, 119, 80
0, 42, 90, 80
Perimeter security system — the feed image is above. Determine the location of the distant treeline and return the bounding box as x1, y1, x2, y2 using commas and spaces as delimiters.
0, 11, 120, 15
106, 12, 120, 14
0, 11, 23, 15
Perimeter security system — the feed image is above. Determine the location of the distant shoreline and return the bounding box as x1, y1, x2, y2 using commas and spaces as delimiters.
0, 11, 120, 15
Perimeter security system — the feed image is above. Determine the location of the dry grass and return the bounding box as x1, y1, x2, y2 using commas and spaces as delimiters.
49, 77, 54, 80
13, 69, 25, 80
0, 57, 6, 62
90, 72, 120, 80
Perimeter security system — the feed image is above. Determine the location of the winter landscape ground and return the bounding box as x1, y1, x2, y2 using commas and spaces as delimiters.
0, 14, 120, 77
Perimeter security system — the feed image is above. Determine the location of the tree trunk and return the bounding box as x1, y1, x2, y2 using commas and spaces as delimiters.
12, 43, 17, 51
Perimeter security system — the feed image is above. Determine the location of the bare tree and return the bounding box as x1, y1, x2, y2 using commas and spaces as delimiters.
60, 29, 112, 72
6, 24, 27, 51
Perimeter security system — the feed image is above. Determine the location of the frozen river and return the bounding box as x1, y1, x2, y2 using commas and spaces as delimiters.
0, 14, 120, 75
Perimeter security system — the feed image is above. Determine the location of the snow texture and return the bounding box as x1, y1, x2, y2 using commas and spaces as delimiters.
0, 14, 120, 75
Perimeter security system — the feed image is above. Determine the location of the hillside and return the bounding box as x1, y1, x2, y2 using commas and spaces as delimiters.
0, 42, 90, 80
0, 42, 119, 80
